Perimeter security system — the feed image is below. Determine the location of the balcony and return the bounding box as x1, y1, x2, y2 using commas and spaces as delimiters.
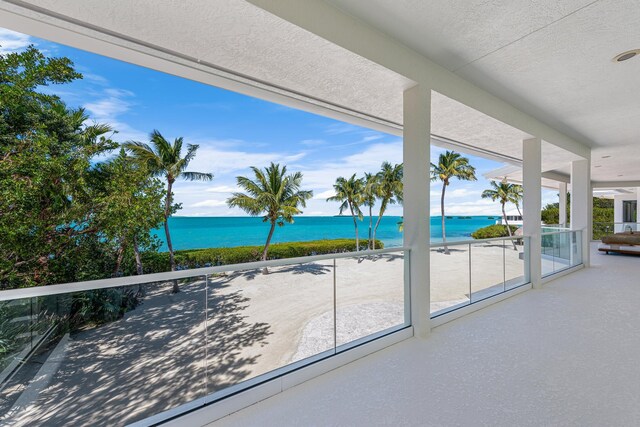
212, 243, 639, 426
0, 232, 589, 426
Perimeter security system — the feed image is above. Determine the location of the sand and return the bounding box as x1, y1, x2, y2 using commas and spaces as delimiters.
6, 244, 528, 426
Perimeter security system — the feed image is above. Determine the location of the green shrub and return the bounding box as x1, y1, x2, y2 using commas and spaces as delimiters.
140, 239, 383, 272
471, 224, 519, 240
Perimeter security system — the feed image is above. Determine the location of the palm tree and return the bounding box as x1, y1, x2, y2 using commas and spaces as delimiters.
228, 163, 312, 273
362, 172, 379, 249
327, 174, 365, 251
371, 162, 403, 250
509, 184, 524, 218
431, 151, 477, 254
124, 130, 213, 280
482, 181, 518, 250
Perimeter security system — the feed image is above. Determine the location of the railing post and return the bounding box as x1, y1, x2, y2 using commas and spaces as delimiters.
403, 84, 431, 338
523, 138, 542, 289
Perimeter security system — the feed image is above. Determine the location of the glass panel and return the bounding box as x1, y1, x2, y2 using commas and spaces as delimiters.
430, 244, 471, 316
1, 277, 207, 426
470, 241, 506, 302
334, 251, 406, 349
505, 239, 527, 290
206, 260, 334, 396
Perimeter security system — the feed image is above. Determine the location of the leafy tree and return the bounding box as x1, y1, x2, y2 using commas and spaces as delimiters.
327, 175, 365, 251
372, 162, 403, 250
431, 151, 477, 254
0, 46, 118, 289
124, 130, 213, 275
228, 163, 312, 272
91, 149, 165, 275
481, 181, 518, 250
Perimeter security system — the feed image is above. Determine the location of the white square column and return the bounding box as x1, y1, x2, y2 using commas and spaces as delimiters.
570, 159, 591, 267
523, 138, 542, 289
403, 85, 431, 338
559, 182, 568, 228
636, 188, 640, 228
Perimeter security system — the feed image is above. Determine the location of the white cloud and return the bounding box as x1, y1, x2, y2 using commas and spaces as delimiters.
205, 185, 239, 193
190, 199, 227, 208
84, 97, 131, 120
0, 29, 32, 53
313, 189, 336, 200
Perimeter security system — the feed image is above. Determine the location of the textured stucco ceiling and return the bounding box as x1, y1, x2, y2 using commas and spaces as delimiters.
325, 0, 640, 182
1, 0, 589, 173
12, 0, 413, 125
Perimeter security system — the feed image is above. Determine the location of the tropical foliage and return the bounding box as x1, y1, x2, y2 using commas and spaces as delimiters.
431, 151, 477, 254
372, 162, 403, 249
327, 174, 365, 250
124, 131, 213, 273
227, 163, 313, 269
471, 224, 519, 240
481, 181, 520, 250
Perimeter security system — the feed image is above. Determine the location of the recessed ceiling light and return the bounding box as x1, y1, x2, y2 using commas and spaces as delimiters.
602, 155, 611, 158
618, 174, 624, 177
613, 49, 640, 62
594, 165, 602, 168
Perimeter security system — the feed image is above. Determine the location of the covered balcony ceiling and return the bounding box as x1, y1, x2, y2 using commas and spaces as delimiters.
0, 0, 605, 176
325, 0, 640, 183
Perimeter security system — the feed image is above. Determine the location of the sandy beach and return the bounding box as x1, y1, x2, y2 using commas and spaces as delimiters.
5, 244, 528, 426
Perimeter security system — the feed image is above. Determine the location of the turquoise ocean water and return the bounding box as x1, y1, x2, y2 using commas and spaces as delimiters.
154, 216, 498, 251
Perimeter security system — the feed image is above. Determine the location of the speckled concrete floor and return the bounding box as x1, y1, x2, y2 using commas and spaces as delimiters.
213, 245, 640, 426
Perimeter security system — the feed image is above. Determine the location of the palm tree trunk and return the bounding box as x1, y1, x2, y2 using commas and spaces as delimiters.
368, 205, 373, 249
372, 199, 387, 251
114, 237, 125, 275
502, 204, 518, 251
441, 184, 449, 255
164, 179, 176, 271
349, 204, 359, 251
165, 179, 180, 293
133, 235, 143, 275
261, 220, 277, 274
516, 203, 523, 219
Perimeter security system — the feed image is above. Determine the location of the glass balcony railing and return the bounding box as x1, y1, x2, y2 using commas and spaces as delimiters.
430, 236, 530, 317
0, 248, 409, 426
541, 230, 583, 277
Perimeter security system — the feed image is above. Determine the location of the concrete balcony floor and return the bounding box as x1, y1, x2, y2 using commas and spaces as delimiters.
213, 244, 640, 426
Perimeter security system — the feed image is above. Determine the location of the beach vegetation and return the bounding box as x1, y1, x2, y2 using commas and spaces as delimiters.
481, 181, 519, 250
431, 151, 477, 254
124, 130, 213, 280
144, 238, 383, 271
372, 162, 403, 249
471, 224, 519, 240
327, 174, 365, 251
228, 163, 313, 273
362, 172, 379, 249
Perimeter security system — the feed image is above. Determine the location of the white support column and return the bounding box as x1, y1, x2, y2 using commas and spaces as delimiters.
403, 85, 431, 338
559, 182, 568, 228
636, 188, 640, 228
523, 138, 542, 289
571, 159, 591, 267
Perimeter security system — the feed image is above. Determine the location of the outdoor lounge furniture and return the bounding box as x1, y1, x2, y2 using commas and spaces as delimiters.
598, 232, 640, 255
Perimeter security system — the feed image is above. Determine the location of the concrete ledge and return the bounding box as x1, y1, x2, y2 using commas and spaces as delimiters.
541, 264, 584, 285
431, 284, 533, 328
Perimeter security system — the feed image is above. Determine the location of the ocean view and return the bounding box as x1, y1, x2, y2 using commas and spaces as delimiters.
153, 215, 498, 251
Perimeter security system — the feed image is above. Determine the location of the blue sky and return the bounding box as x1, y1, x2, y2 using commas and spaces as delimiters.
1, 27, 558, 217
